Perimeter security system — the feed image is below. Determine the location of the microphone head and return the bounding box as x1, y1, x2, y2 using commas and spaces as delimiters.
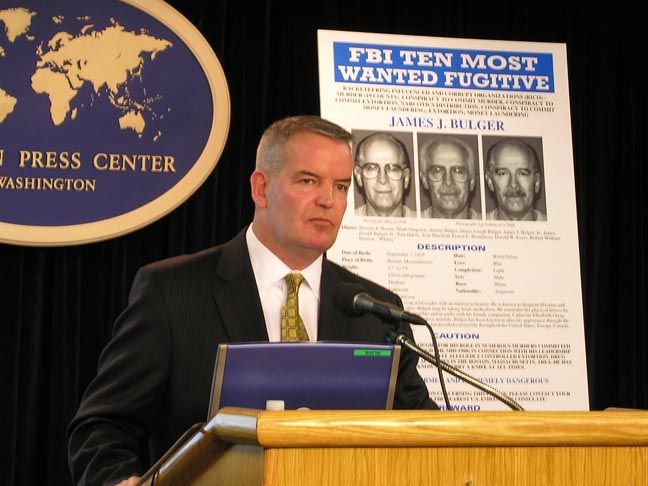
331, 282, 368, 317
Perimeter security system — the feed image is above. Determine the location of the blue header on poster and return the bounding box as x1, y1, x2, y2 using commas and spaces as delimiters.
333, 42, 554, 92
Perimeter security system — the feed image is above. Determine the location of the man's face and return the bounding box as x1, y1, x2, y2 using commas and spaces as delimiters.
421, 142, 473, 218
253, 132, 352, 266
487, 145, 540, 219
354, 139, 410, 216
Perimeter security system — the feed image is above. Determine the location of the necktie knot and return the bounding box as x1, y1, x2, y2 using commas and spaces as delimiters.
285, 272, 304, 293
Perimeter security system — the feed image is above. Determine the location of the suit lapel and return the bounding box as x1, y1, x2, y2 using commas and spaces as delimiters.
211, 229, 269, 343
319, 259, 388, 343
319, 260, 355, 341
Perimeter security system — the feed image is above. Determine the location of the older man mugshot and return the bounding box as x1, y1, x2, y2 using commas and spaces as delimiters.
485, 137, 547, 221
418, 135, 481, 220
353, 132, 416, 217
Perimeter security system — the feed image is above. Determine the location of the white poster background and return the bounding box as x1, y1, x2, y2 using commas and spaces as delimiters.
318, 30, 588, 410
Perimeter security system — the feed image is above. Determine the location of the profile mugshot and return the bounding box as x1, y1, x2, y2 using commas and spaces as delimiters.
484, 137, 547, 221
418, 134, 482, 220
353, 131, 416, 217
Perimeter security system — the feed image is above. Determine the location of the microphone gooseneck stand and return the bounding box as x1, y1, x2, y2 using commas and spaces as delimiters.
387, 328, 525, 411
417, 321, 451, 410
329, 283, 525, 411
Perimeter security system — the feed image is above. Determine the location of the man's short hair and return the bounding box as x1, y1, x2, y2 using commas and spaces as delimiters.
486, 138, 540, 173
256, 115, 353, 174
419, 136, 475, 180
354, 132, 410, 169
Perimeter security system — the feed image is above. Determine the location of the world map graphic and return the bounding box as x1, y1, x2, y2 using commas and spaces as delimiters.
0, 7, 172, 139
0, 1, 224, 236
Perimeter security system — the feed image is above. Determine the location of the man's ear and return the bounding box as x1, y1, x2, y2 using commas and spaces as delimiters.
486, 172, 494, 192
420, 171, 429, 191
353, 165, 364, 189
469, 176, 475, 192
403, 168, 410, 191
534, 171, 541, 194
250, 170, 269, 208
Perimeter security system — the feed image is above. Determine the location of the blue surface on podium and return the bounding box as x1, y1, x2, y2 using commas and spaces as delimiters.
208, 342, 400, 416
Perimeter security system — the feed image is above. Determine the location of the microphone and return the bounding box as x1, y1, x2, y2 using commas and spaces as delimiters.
331, 282, 525, 411
331, 283, 427, 325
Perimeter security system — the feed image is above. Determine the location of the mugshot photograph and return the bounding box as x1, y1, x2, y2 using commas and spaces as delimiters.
483, 136, 547, 222
352, 130, 417, 218
418, 133, 482, 220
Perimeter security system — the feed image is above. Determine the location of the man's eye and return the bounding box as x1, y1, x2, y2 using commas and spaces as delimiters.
336, 183, 350, 193
495, 169, 509, 177
517, 169, 531, 177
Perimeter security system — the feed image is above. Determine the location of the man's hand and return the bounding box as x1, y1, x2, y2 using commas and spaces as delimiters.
115, 476, 141, 486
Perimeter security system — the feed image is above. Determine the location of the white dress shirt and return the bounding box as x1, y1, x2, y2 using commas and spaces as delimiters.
246, 226, 321, 341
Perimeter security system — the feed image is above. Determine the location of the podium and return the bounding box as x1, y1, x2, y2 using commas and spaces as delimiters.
140, 407, 648, 485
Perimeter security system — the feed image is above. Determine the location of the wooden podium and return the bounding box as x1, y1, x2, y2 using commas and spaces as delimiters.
140, 408, 648, 485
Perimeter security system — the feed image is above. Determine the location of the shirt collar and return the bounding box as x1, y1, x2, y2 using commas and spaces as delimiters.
246, 226, 322, 296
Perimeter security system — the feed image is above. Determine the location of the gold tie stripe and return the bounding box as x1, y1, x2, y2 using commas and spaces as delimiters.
281, 272, 310, 342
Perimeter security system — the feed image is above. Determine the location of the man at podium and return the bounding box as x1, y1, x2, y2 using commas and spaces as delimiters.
68, 116, 437, 486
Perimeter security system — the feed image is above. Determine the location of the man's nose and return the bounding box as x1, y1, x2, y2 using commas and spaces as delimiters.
507, 173, 519, 188
316, 185, 335, 207
377, 165, 389, 184
443, 168, 453, 186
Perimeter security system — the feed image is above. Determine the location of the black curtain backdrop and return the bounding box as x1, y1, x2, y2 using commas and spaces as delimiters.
2, 1, 645, 484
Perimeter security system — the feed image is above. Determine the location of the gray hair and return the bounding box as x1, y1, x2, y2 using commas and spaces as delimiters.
486, 138, 540, 173
419, 136, 476, 180
355, 132, 410, 168
256, 115, 353, 174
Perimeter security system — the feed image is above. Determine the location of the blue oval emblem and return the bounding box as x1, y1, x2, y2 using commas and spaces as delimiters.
0, 0, 230, 245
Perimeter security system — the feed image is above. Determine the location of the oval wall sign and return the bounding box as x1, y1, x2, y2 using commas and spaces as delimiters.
0, 0, 230, 245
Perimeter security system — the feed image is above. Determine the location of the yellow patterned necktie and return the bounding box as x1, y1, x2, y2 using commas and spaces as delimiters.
281, 272, 310, 342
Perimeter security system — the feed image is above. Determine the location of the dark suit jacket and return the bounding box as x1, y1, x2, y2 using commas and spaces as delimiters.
68, 229, 435, 485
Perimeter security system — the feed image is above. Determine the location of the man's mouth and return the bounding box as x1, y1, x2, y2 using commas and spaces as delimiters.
309, 217, 334, 226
